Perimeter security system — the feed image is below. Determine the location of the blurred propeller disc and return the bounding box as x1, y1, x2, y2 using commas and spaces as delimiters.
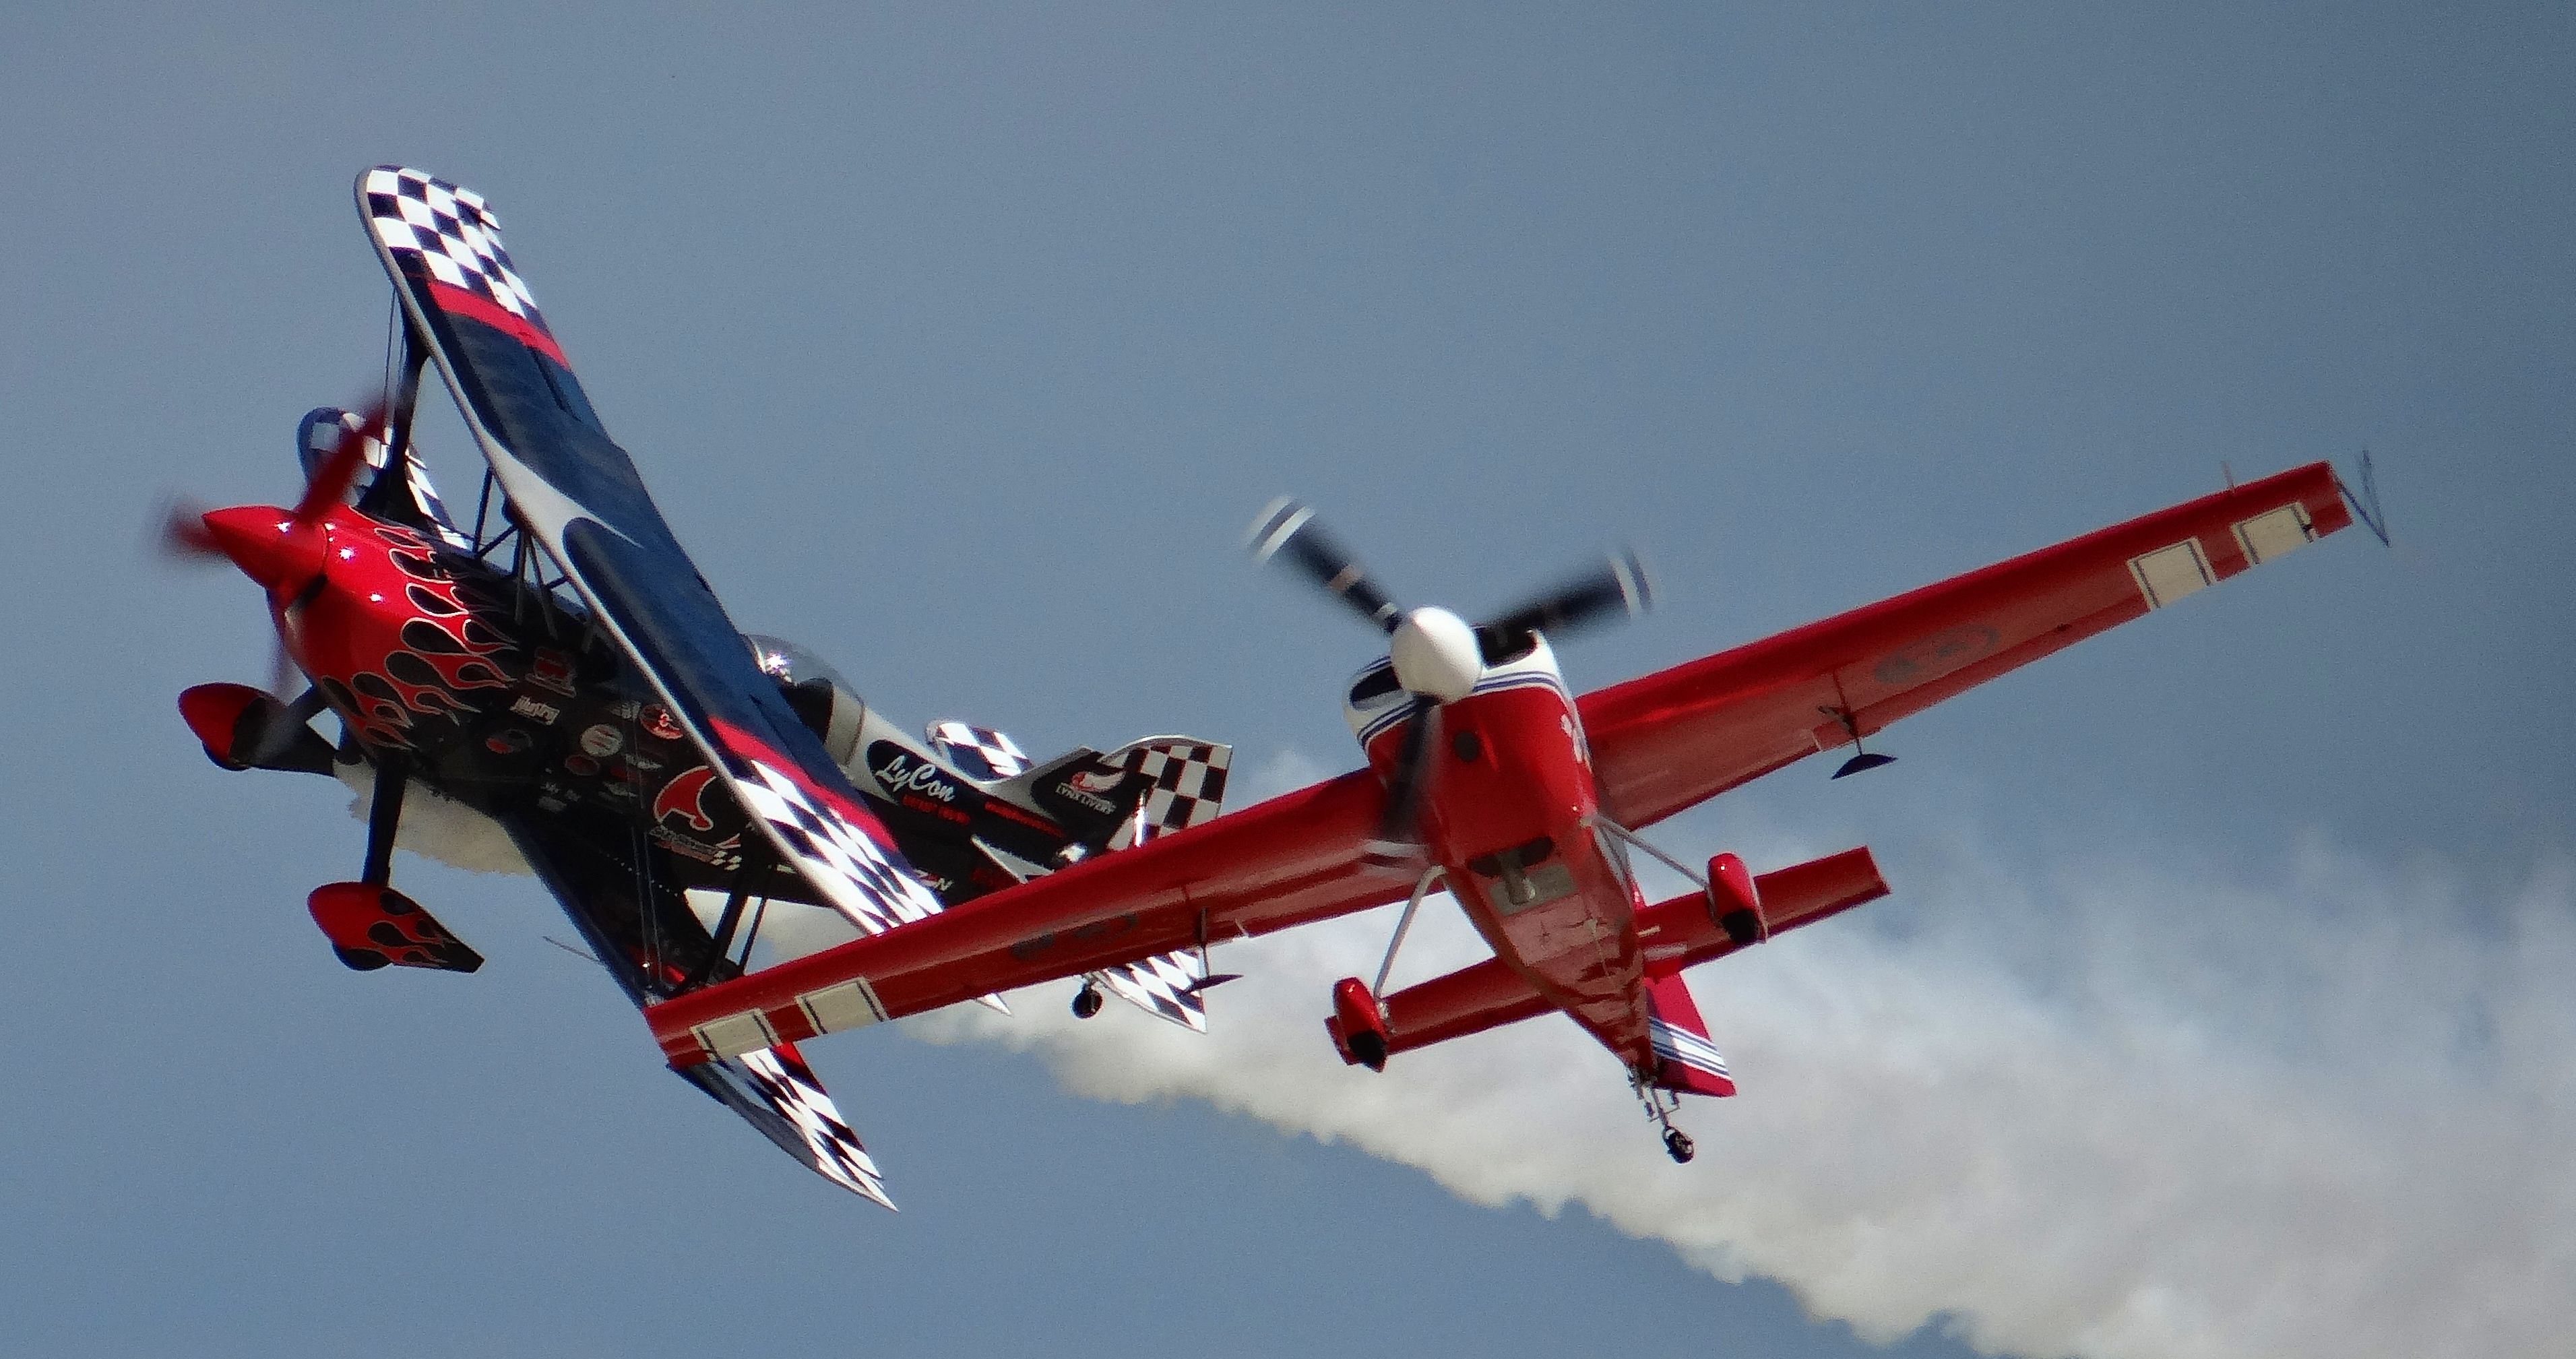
1249, 496, 1655, 865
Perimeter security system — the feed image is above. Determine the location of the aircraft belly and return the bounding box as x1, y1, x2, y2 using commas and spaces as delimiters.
1421, 683, 1651, 1065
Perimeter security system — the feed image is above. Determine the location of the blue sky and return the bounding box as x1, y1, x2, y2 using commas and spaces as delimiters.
2, 6, 2569, 1357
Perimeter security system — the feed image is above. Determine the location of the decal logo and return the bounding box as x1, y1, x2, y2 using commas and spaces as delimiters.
654, 766, 721, 833
651, 825, 742, 871
1054, 783, 1117, 815
869, 743, 960, 804
511, 695, 561, 724
578, 724, 625, 758
642, 705, 685, 742
484, 728, 534, 756
1871, 624, 2003, 687
1007, 912, 1141, 961
1067, 766, 1125, 795
564, 754, 599, 778
528, 648, 577, 695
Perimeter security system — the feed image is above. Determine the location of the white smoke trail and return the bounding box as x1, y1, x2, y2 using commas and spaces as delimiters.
903, 751, 2576, 1359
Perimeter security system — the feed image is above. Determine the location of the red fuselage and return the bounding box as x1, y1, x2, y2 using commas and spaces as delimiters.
1354, 646, 1656, 1073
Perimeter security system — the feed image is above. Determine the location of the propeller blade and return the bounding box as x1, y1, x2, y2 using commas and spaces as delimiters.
155, 497, 224, 561
1248, 497, 1404, 633
1374, 697, 1439, 847
1479, 548, 1653, 648
267, 632, 303, 703
291, 402, 385, 524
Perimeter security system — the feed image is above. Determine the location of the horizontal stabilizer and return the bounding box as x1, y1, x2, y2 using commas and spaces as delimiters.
677, 1041, 893, 1209
925, 721, 1031, 782
1095, 948, 1210, 1032
1092, 736, 1232, 1031
1369, 847, 1889, 1061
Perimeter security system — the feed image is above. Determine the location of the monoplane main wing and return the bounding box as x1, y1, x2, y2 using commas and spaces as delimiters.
1582, 463, 2355, 829
648, 466, 2354, 1066
358, 167, 944, 940
649, 769, 1410, 1063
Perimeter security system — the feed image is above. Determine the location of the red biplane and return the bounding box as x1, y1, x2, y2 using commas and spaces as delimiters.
179, 168, 2373, 1205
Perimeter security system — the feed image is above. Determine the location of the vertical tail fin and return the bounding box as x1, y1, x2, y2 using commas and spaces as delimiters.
1643, 974, 1736, 1098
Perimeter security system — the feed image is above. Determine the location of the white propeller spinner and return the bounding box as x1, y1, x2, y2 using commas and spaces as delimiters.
1387, 606, 1482, 704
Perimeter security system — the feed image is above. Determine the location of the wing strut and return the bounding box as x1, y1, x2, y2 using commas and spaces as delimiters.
1372, 864, 1447, 999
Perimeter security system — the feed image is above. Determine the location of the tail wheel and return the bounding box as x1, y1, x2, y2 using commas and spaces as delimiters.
1662, 1127, 1696, 1164
1071, 982, 1105, 1019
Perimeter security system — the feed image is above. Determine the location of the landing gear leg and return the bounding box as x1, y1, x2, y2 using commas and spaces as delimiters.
360, 753, 407, 887
1635, 1073, 1696, 1164
305, 755, 481, 974
1071, 978, 1105, 1019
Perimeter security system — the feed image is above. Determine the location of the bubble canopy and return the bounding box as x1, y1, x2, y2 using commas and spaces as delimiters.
743, 633, 860, 699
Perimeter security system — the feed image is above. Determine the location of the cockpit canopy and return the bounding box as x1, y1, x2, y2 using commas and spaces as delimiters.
746, 633, 859, 697
743, 633, 867, 766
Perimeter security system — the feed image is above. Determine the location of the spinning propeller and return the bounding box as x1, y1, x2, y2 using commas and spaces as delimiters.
158, 406, 385, 761
1247, 497, 1650, 852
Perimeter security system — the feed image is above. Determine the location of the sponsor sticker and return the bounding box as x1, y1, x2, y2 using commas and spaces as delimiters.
578, 724, 625, 758
654, 767, 721, 833
650, 824, 743, 870
511, 695, 561, 724
869, 742, 962, 804
1067, 766, 1125, 795
1055, 780, 1118, 815
527, 648, 577, 696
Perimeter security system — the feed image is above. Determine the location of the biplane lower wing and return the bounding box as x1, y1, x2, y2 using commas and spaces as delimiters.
1581, 462, 2356, 829
507, 815, 894, 1204
679, 1045, 893, 1208
357, 166, 946, 942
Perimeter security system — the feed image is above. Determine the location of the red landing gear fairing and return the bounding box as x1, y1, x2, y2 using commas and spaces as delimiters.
177, 167, 2374, 1203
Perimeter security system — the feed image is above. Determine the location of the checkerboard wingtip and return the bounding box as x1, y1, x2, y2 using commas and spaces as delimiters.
356, 165, 560, 360
685, 1043, 898, 1209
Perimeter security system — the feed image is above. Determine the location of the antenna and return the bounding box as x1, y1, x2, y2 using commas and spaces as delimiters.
2337, 449, 2393, 546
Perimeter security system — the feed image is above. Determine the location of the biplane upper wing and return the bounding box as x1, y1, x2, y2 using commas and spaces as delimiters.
1581, 462, 2356, 829
357, 166, 945, 941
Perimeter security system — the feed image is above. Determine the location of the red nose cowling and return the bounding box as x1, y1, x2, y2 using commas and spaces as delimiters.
200, 505, 329, 594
